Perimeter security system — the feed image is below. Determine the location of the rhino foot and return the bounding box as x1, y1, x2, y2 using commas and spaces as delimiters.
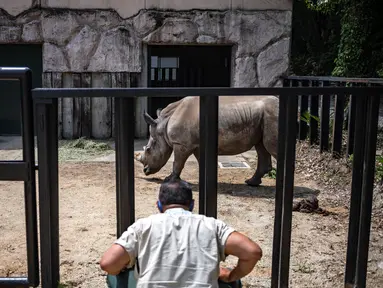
245, 177, 262, 187
164, 173, 181, 183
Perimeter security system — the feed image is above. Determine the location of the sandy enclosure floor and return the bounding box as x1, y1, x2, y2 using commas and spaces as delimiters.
1, 157, 382, 287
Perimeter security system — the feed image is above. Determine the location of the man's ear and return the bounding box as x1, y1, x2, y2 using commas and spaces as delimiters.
189, 199, 195, 211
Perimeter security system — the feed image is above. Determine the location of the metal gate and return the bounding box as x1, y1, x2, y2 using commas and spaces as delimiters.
31, 85, 382, 288
0, 68, 39, 287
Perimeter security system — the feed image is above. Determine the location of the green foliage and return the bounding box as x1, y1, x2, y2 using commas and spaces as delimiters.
333, 0, 383, 77
291, 0, 383, 78
300, 111, 320, 125
266, 168, 277, 179
376, 155, 383, 182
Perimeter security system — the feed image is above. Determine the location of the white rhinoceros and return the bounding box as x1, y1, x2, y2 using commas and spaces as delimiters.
135, 95, 279, 186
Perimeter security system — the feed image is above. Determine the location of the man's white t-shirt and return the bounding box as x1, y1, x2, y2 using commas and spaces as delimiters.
114, 207, 236, 288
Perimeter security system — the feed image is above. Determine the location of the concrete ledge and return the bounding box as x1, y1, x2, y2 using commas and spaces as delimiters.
2, 0, 293, 18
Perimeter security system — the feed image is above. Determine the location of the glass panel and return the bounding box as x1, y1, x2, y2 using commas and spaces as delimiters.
165, 69, 169, 80
151, 56, 158, 68
172, 68, 177, 81
160, 57, 179, 68
151, 68, 155, 80
158, 68, 162, 81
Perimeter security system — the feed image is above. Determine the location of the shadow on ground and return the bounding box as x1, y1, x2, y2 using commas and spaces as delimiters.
138, 177, 320, 199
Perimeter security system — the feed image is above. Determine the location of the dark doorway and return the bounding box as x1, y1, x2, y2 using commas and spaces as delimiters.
147, 45, 232, 118
0, 44, 43, 135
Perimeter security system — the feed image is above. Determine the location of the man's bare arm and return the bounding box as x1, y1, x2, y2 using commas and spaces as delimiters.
222, 231, 262, 282
100, 244, 131, 275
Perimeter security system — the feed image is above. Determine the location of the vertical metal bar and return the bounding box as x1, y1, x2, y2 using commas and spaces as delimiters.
309, 83, 319, 145
199, 96, 206, 215
279, 94, 298, 288
115, 97, 135, 237
347, 94, 357, 156
271, 92, 288, 288
20, 69, 39, 286
299, 81, 309, 140
355, 93, 380, 288
332, 94, 345, 156
36, 99, 59, 288
344, 94, 367, 286
199, 95, 219, 218
320, 81, 331, 153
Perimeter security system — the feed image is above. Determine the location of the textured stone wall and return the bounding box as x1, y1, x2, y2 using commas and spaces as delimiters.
0, 8, 292, 88
0, 7, 292, 138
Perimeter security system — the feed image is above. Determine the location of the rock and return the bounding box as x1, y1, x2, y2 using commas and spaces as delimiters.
0, 26, 21, 43
233, 56, 257, 87
43, 43, 68, 72
21, 20, 42, 42
225, 11, 291, 57
143, 19, 198, 44
133, 11, 158, 37
65, 25, 99, 72
75, 10, 121, 32
193, 12, 225, 40
41, 12, 79, 45
257, 38, 290, 87
196, 35, 217, 44
88, 26, 140, 72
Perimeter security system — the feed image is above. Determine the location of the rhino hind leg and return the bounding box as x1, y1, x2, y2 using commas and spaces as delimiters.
245, 143, 273, 187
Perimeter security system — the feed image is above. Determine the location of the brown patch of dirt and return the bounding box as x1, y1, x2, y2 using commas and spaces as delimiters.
1, 142, 382, 288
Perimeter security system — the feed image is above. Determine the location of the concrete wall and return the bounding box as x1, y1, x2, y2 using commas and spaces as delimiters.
2, 0, 292, 17
0, 4, 293, 139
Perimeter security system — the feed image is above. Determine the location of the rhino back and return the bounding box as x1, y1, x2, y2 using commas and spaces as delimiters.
166, 96, 278, 154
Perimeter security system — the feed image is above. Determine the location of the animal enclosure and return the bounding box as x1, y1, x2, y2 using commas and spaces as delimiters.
0, 67, 382, 288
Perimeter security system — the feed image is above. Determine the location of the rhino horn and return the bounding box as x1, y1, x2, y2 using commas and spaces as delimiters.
134, 152, 142, 162
156, 108, 162, 117
143, 111, 157, 126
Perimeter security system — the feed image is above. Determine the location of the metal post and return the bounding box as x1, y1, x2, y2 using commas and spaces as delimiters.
320, 81, 331, 152
279, 94, 298, 288
271, 92, 288, 288
309, 92, 319, 145
36, 99, 59, 288
344, 94, 367, 286
20, 69, 39, 287
199, 95, 219, 218
355, 93, 380, 288
115, 97, 135, 237
332, 94, 345, 156
199, 96, 206, 215
298, 81, 309, 140
346, 94, 357, 156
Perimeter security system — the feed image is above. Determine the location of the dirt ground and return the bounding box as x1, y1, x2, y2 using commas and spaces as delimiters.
1, 142, 382, 288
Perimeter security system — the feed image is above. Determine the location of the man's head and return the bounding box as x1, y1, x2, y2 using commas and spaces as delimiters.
157, 180, 194, 213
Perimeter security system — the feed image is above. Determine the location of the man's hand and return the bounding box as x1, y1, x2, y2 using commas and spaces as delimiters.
219, 267, 232, 283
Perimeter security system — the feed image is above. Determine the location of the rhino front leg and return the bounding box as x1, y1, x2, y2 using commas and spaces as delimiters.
245, 143, 272, 187
164, 145, 193, 182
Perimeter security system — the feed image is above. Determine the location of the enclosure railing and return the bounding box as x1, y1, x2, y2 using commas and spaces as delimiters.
282, 75, 383, 157
0, 68, 39, 287
28, 84, 382, 288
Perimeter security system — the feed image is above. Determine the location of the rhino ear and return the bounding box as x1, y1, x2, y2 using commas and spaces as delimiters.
156, 108, 162, 117
143, 111, 157, 126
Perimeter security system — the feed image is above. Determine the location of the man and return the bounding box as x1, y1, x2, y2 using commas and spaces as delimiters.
100, 180, 262, 287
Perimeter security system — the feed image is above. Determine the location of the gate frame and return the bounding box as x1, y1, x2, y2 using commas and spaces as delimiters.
0, 67, 39, 287
31, 85, 382, 288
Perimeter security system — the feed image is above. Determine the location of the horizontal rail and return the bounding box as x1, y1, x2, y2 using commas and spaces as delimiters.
32, 87, 383, 99
0, 161, 29, 181
0, 277, 29, 287
0, 67, 31, 80
285, 75, 383, 84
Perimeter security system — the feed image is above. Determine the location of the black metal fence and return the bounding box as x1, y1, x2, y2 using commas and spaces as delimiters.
0, 68, 39, 287
283, 76, 383, 157
1, 67, 382, 288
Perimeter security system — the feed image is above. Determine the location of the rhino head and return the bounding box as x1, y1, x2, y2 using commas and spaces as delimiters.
135, 110, 173, 176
